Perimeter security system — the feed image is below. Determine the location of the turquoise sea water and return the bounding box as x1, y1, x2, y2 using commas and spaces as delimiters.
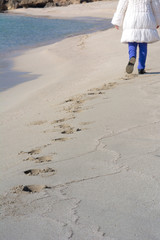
0, 14, 112, 91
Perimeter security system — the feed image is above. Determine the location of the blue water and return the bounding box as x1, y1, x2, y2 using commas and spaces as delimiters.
0, 14, 112, 91
0, 14, 112, 55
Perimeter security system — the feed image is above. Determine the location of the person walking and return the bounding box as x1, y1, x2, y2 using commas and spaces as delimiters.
112, 0, 160, 74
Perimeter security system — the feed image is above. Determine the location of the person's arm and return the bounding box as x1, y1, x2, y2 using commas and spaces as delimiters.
111, 0, 129, 28
151, 0, 160, 28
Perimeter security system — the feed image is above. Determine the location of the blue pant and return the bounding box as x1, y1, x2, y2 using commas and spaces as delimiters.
128, 42, 147, 70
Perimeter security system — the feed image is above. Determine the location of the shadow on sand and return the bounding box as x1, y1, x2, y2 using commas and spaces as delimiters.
146, 72, 160, 75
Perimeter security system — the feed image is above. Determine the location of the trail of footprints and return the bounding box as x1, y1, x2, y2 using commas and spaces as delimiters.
14, 82, 118, 194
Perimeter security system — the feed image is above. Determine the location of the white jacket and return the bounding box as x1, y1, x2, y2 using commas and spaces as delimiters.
112, 0, 160, 43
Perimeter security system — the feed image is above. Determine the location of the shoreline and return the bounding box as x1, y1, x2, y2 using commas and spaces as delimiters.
0, 14, 112, 92
1, 1, 160, 239
0, 27, 122, 113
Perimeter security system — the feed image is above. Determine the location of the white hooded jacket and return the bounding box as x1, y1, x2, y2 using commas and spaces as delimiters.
111, 0, 160, 43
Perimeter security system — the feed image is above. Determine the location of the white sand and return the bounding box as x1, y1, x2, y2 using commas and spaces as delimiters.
8, 0, 117, 19
1, 1, 160, 239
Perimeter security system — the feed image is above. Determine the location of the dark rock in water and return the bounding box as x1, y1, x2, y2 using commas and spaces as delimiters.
0, 0, 101, 12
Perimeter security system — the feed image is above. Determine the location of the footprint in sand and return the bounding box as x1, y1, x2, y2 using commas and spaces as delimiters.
13, 185, 51, 194
51, 124, 75, 134
24, 155, 52, 163
62, 96, 86, 113
44, 123, 76, 134
28, 148, 41, 155
60, 125, 82, 134
121, 74, 138, 80
87, 82, 118, 95
51, 116, 75, 124
18, 148, 41, 155
88, 91, 105, 95
24, 167, 56, 177
63, 104, 83, 114
89, 82, 118, 92
52, 137, 68, 142
61, 129, 74, 134
49, 124, 75, 134
65, 98, 85, 105
77, 35, 88, 49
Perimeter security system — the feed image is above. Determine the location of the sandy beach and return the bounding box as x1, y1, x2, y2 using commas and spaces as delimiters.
1, 1, 160, 239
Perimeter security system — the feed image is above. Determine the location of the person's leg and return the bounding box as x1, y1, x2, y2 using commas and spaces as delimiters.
128, 42, 138, 59
126, 42, 137, 74
138, 43, 147, 73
